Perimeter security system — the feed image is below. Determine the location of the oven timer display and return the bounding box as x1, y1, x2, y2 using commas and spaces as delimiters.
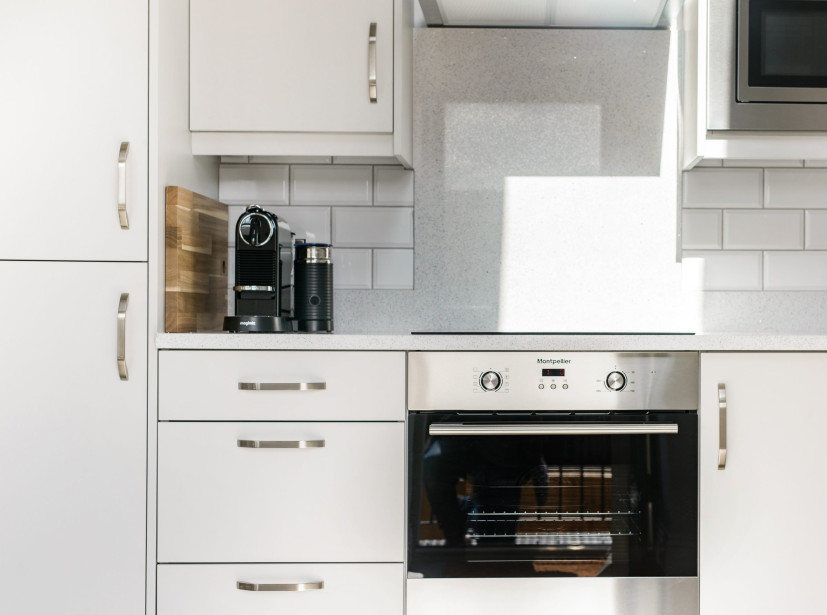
542, 368, 565, 377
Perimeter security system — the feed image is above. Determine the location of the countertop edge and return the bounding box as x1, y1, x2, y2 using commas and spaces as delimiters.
156, 333, 827, 352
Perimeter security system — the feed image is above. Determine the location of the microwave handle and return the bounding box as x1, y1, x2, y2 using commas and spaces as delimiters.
428, 423, 678, 436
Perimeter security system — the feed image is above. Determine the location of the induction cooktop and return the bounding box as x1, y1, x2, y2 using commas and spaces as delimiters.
410, 332, 695, 335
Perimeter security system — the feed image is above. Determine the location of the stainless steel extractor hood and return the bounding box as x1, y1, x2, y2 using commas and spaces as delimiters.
418, 0, 670, 28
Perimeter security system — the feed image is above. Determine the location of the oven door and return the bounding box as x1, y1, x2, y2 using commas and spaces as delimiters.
738, 0, 827, 102
408, 412, 697, 579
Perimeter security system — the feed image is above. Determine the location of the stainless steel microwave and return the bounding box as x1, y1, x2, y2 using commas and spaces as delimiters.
708, 0, 827, 130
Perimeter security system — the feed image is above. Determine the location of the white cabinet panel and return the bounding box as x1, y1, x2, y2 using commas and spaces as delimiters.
159, 350, 405, 420
700, 353, 827, 614
158, 421, 404, 563
190, 0, 393, 134
0, 0, 148, 261
158, 563, 403, 615
0, 262, 147, 615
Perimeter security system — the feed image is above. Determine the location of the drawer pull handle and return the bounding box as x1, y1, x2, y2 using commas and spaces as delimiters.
118, 141, 129, 229
368, 22, 377, 102
237, 439, 325, 449
718, 383, 728, 470
237, 581, 324, 592
238, 382, 326, 391
117, 293, 129, 381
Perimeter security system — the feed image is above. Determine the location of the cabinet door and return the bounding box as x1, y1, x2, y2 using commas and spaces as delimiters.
0, 0, 147, 261
190, 0, 393, 133
0, 262, 147, 615
700, 353, 827, 614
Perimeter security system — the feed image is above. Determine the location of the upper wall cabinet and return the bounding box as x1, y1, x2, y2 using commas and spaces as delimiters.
190, 0, 413, 167
0, 0, 148, 261
681, 0, 827, 168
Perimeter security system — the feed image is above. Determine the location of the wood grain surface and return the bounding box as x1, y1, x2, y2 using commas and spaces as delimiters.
165, 186, 228, 332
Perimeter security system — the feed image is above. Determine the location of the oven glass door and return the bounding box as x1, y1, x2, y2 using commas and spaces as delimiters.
739, 0, 827, 101
408, 412, 697, 578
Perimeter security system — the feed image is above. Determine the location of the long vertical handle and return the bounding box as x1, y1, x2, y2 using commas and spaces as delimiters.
718, 383, 727, 469
368, 23, 377, 103
117, 293, 129, 381
118, 142, 130, 229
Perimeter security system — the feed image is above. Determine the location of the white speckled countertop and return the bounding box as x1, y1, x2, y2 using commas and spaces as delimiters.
156, 333, 827, 352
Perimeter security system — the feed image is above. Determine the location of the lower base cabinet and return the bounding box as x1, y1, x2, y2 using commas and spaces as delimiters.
157, 563, 403, 615
0, 262, 146, 615
700, 353, 827, 614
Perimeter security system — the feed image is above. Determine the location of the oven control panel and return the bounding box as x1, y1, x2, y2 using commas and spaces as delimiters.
409, 352, 698, 411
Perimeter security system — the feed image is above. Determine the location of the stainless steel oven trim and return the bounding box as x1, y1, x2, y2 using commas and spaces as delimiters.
708, 0, 827, 130
736, 0, 827, 103
429, 423, 679, 436
407, 576, 699, 615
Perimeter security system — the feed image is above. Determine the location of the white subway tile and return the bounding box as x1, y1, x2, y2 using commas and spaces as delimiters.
218, 164, 289, 205
333, 207, 414, 248
250, 156, 331, 164
682, 210, 722, 249
291, 165, 372, 205
270, 206, 331, 244
332, 249, 372, 289
806, 211, 827, 249
373, 249, 414, 290
723, 210, 803, 250
374, 166, 414, 206
764, 251, 827, 290
695, 159, 723, 167
765, 169, 827, 208
682, 251, 763, 290
804, 160, 827, 168
220, 156, 249, 164
682, 169, 763, 208
722, 159, 803, 168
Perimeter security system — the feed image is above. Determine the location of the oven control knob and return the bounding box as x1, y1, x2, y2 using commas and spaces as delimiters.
606, 371, 627, 392
479, 371, 502, 392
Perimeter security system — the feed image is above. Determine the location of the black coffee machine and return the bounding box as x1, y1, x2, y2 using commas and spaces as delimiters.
223, 205, 295, 333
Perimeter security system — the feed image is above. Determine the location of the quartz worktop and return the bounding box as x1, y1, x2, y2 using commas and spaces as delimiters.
156, 333, 827, 352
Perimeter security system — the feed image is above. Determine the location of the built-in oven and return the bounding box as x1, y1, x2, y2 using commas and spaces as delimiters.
407, 352, 699, 615
709, 0, 827, 129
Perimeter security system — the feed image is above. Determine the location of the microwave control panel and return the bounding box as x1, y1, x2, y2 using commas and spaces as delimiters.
409, 352, 698, 412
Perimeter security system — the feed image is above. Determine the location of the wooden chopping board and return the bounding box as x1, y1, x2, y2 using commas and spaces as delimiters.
165, 186, 228, 332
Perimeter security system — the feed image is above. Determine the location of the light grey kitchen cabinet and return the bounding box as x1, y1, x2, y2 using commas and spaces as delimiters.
699, 353, 827, 614
0, 261, 147, 615
0, 2, 149, 614
156, 350, 405, 615
189, 0, 412, 166
0, 0, 148, 261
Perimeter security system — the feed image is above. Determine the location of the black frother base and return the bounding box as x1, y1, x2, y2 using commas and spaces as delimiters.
296, 320, 333, 333
223, 315, 293, 333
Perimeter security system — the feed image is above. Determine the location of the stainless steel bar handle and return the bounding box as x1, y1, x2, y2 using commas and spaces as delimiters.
368, 22, 377, 102
237, 439, 325, 449
237, 581, 324, 592
718, 383, 728, 469
429, 424, 679, 436
117, 293, 129, 381
118, 142, 129, 229
238, 382, 326, 391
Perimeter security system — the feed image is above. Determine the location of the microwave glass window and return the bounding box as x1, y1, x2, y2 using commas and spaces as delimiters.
749, 1, 827, 87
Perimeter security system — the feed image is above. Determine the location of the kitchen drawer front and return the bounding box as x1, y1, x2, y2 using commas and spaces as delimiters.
157, 563, 402, 615
157, 422, 404, 562
159, 350, 405, 421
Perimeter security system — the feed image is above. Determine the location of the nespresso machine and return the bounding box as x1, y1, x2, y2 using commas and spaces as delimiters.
223, 205, 295, 333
